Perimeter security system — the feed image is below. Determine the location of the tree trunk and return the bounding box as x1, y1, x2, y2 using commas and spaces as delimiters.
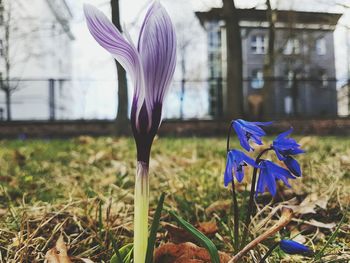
5, 89, 11, 121
223, 0, 243, 119
111, 0, 130, 135
262, 0, 276, 119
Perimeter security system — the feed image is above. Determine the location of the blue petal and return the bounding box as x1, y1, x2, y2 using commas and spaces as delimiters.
224, 153, 233, 187
275, 128, 293, 141
273, 148, 286, 161
265, 169, 277, 196
236, 170, 244, 182
256, 166, 266, 196
280, 240, 311, 255
236, 150, 259, 168
284, 156, 302, 177
233, 122, 251, 151
287, 148, 305, 155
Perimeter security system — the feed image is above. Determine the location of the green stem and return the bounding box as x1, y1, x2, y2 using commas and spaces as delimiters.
134, 161, 149, 263
259, 242, 279, 263
231, 178, 239, 252
226, 121, 240, 251
240, 147, 272, 248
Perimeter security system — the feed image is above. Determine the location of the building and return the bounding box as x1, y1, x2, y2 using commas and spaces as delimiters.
0, 0, 74, 120
196, 8, 341, 119
338, 83, 349, 117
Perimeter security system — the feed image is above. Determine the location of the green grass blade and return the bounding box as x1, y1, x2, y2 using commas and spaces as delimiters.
110, 243, 133, 263
145, 192, 166, 263
109, 231, 123, 263
98, 200, 104, 235
169, 210, 220, 263
313, 213, 346, 261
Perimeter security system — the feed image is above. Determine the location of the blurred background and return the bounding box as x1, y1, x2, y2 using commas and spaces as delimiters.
1, 0, 350, 136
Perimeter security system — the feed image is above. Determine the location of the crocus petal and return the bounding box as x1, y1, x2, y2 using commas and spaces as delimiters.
138, 1, 176, 130
280, 240, 311, 255
83, 4, 145, 127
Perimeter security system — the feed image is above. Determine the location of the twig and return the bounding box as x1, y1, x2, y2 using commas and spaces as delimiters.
229, 208, 293, 263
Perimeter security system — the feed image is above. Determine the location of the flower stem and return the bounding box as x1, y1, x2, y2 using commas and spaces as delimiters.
258, 242, 279, 263
134, 161, 149, 263
240, 147, 272, 248
227, 121, 240, 251
231, 179, 239, 252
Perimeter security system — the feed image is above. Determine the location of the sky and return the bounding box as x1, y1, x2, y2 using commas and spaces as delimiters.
65, 0, 350, 119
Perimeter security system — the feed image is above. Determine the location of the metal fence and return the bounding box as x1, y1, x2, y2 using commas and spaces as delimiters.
0, 77, 348, 121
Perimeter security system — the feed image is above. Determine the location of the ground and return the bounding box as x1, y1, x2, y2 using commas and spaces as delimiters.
0, 136, 349, 262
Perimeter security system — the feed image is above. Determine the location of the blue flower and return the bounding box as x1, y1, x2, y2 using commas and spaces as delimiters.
233, 119, 273, 152
272, 128, 305, 176
280, 239, 311, 255
224, 149, 259, 186
256, 160, 295, 196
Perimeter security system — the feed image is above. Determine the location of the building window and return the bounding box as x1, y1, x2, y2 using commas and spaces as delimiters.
316, 37, 326, 55
284, 38, 300, 55
320, 70, 328, 87
208, 29, 220, 48
287, 71, 294, 88
251, 35, 266, 54
284, 96, 292, 115
251, 69, 264, 89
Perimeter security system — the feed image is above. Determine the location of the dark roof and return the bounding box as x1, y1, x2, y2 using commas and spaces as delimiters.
195, 8, 342, 28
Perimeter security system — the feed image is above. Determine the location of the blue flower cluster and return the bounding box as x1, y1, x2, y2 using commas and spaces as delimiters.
224, 119, 304, 196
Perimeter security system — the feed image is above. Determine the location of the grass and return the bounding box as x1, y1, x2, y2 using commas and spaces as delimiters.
0, 135, 349, 262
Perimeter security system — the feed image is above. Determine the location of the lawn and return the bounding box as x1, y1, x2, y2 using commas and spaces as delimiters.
0, 136, 349, 262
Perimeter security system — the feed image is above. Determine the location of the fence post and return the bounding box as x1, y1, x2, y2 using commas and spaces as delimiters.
49, 78, 55, 121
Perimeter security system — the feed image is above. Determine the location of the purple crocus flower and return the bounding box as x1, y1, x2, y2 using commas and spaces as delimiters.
256, 160, 295, 196
224, 149, 259, 186
233, 119, 273, 152
84, 3, 176, 263
272, 128, 305, 176
280, 239, 311, 255
84, 2, 176, 163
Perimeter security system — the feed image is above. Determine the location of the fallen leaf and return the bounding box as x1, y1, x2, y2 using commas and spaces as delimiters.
205, 200, 231, 215
286, 193, 329, 214
45, 235, 72, 263
307, 219, 336, 229
290, 229, 306, 244
154, 242, 230, 263
197, 221, 219, 237
164, 221, 219, 243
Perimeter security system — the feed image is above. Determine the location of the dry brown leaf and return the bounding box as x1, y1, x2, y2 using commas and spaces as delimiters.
154, 242, 230, 263
0, 208, 7, 216
163, 222, 196, 243
163, 221, 218, 244
307, 219, 336, 229
340, 155, 350, 166
45, 235, 72, 263
290, 229, 306, 244
197, 221, 219, 237
205, 200, 231, 215
286, 193, 329, 214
